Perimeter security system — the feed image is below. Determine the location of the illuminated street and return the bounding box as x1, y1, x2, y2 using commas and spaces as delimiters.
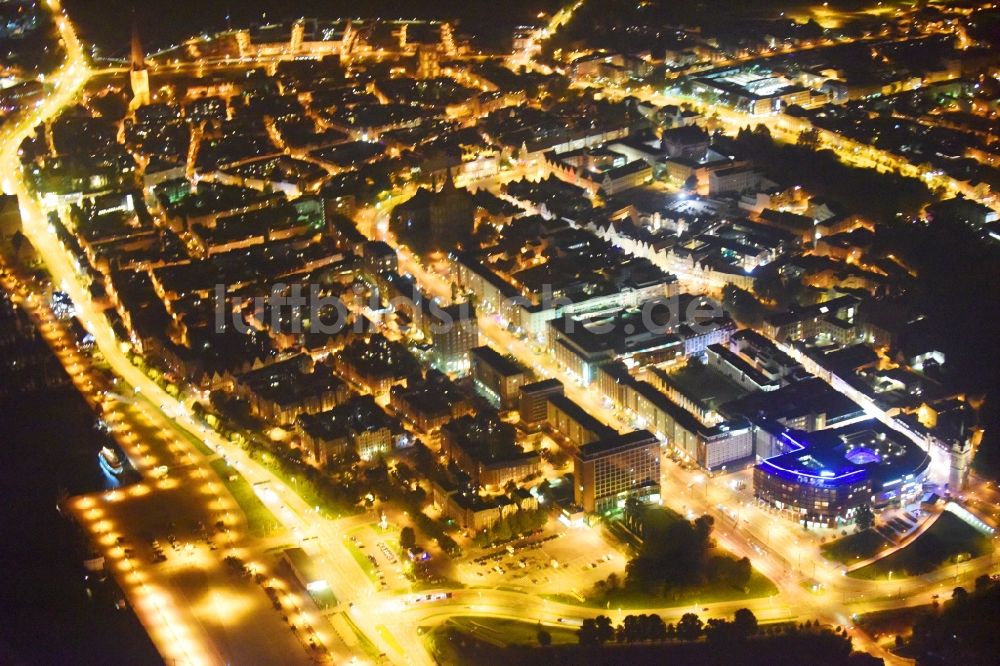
2, 1, 999, 664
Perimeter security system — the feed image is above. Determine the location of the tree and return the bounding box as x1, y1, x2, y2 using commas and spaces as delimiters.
594, 615, 615, 645
491, 518, 512, 543
90, 90, 129, 121
675, 613, 703, 641
754, 270, 808, 309
798, 127, 822, 150
729, 556, 753, 590
619, 614, 669, 642
399, 526, 416, 550
855, 504, 875, 531
648, 614, 668, 642
578, 618, 599, 645
722, 284, 767, 326
705, 617, 736, 644
733, 608, 758, 639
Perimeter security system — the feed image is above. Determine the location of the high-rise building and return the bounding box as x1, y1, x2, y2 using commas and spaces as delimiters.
573, 430, 661, 514
470, 345, 527, 409
424, 302, 478, 374
519, 379, 564, 426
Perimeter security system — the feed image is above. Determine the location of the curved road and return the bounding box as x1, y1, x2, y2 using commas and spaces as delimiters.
3, 3, 995, 666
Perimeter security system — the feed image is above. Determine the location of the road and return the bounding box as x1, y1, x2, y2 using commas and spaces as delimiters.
351, 134, 999, 666
3, 2, 996, 665
0, 4, 419, 665
353, 190, 999, 666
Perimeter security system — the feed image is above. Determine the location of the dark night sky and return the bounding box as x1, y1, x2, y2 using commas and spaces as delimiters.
63, 0, 861, 55
64, 0, 564, 54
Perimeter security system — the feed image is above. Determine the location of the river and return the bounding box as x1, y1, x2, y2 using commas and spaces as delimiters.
0, 388, 161, 665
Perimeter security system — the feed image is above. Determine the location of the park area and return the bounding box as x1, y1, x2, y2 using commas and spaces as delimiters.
425, 616, 578, 664
587, 508, 777, 609
820, 529, 892, 565
849, 512, 993, 580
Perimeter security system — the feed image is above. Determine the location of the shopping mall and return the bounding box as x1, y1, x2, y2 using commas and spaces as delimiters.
754, 419, 932, 526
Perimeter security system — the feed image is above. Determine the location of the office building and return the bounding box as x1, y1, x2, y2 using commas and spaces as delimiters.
573, 430, 660, 514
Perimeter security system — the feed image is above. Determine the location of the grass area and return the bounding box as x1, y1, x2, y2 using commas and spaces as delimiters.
661, 362, 747, 412
133, 393, 215, 457
604, 519, 642, 550
734, 132, 933, 224
448, 616, 578, 646
308, 587, 337, 610
425, 617, 577, 665
174, 424, 216, 458
595, 508, 778, 609
607, 569, 778, 610
209, 458, 281, 538
821, 529, 892, 565
343, 538, 379, 584
338, 612, 382, 661
247, 447, 359, 520
543, 567, 778, 611
850, 512, 993, 580
856, 605, 934, 637
376, 624, 406, 658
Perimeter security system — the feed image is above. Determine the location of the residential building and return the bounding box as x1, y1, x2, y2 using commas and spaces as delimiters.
440, 411, 540, 489
470, 345, 528, 409
518, 378, 564, 426
545, 394, 617, 449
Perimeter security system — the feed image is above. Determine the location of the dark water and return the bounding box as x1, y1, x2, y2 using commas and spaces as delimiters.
0, 389, 161, 665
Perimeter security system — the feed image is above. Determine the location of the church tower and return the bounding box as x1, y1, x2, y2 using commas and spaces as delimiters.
949, 418, 974, 492
129, 20, 151, 108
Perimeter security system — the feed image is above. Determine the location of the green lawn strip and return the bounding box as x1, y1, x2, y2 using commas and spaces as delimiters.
132, 393, 215, 457
611, 569, 778, 610
209, 457, 281, 538
849, 512, 993, 580
820, 529, 892, 565
338, 612, 382, 660
423, 624, 465, 665
376, 624, 406, 657
342, 538, 380, 584
246, 447, 360, 520
174, 424, 216, 458
446, 616, 578, 646
544, 567, 778, 610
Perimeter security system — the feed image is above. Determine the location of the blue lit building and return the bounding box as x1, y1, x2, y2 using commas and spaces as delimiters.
753, 420, 931, 526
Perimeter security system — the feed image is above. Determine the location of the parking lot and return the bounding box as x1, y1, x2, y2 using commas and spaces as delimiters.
346, 524, 414, 593
455, 523, 627, 598
72, 475, 316, 666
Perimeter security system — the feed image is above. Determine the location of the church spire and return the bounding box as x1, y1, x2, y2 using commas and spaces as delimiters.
442, 166, 456, 192
130, 16, 145, 71
129, 11, 151, 107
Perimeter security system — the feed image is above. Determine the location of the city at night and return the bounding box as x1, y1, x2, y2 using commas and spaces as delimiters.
1, 1, 999, 664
